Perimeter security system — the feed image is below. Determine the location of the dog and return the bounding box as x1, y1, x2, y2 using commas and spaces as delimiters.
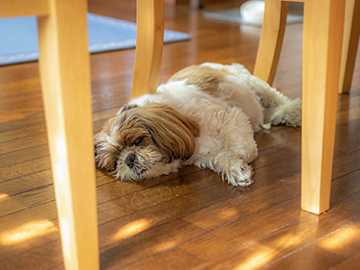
94, 63, 301, 186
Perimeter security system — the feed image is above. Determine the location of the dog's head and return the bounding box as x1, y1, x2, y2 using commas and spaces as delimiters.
94, 103, 200, 180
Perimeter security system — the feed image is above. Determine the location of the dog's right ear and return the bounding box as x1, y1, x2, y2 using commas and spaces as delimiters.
117, 104, 138, 115
94, 127, 120, 172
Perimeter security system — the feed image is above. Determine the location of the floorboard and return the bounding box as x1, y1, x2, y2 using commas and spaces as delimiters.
0, 0, 359, 269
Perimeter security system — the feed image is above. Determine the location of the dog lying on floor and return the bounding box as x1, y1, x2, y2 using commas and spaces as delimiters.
94, 63, 301, 186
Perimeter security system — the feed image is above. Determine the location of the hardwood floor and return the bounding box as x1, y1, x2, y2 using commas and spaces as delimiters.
1, 0, 360, 269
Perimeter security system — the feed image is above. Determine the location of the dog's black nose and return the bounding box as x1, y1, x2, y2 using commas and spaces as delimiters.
124, 153, 136, 168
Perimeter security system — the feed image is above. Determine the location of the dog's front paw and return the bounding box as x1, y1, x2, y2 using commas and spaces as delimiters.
195, 151, 255, 187
223, 160, 254, 187
271, 98, 302, 127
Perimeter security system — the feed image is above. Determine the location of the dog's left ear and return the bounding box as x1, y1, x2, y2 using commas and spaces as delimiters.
139, 103, 200, 162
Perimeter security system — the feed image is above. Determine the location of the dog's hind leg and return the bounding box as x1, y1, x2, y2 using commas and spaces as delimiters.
265, 97, 302, 127
229, 63, 302, 127
205, 63, 302, 127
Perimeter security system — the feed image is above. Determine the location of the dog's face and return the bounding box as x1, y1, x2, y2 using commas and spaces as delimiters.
94, 103, 200, 180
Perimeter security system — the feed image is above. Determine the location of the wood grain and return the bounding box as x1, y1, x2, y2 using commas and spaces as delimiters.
0, 0, 359, 269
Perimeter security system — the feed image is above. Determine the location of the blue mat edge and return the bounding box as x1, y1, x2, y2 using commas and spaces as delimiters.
0, 13, 192, 66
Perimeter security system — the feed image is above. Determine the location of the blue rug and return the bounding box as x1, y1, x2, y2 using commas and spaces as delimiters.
0, 13, 192, 66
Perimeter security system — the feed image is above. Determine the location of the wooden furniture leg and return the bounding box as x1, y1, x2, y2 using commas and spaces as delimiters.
131, 0, 164, 99
301, 0, 345, 214
190, 0, 205, 9
37, 0, 99, 269
339, 0, 360, 94
253, 0, 288, 84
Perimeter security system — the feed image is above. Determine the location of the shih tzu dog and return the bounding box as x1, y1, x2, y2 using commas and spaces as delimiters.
94, 63, 301, 186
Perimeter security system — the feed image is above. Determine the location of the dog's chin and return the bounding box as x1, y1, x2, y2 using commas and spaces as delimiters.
113, 159, 182, 181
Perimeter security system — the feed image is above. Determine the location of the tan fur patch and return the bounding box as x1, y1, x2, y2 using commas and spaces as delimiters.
169, 65, 236, 98
132, 103, 200, 161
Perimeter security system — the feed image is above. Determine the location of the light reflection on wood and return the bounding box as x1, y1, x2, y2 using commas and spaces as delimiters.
0, 219, 58, 245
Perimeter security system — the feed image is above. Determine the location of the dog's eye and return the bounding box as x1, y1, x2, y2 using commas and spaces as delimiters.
132, 137, 143, 146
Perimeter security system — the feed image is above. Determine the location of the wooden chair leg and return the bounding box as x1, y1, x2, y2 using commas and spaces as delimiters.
37, 0, 99, 269
339, 0, 360, 94
253, 0, 288, 85
301, 0, 345, 214
131, 0, 164, 99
